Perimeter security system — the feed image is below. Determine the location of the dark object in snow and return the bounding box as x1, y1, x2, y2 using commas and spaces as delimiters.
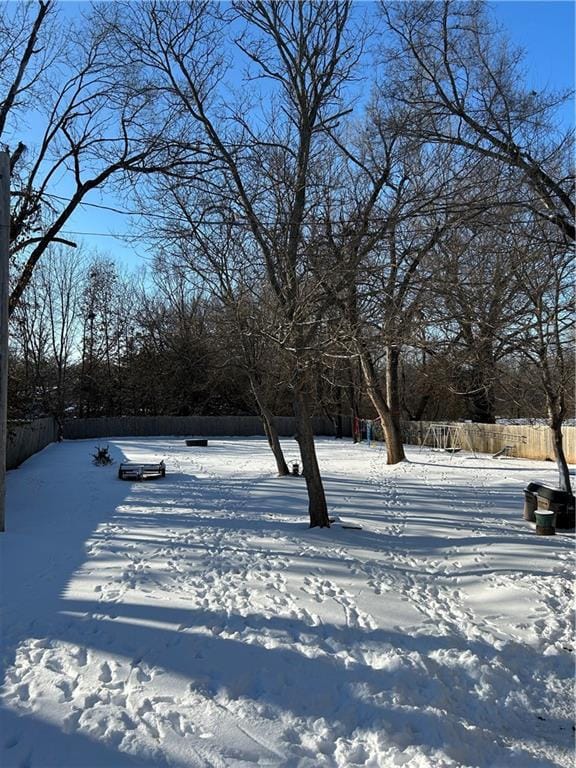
534, 509, 555, 536
291, 461, 300, 476
536, 486, 575, 530
185, 439, 208, 447
523, 482, 542, 522
329, 516, 362, 530
92, 445, 114, 466
118, 461, 166, 481
492, 445, 513, 458
523, 484, 575, 529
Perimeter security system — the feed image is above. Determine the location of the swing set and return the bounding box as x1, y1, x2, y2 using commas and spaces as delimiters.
420, 423, 476, 456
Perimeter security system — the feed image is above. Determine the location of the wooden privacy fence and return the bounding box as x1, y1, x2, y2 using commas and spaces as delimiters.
62, 414, 344, 440
402, 421, 576, 463
7, 417, 59, 470
8, 415, 575, 467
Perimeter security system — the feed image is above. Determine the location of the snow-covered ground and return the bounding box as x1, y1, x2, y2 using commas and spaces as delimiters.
1, 436, 574, 768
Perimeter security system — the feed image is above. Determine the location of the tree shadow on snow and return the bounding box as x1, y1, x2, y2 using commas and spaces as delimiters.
16, 594, 576, 768
1, 437, 573, 768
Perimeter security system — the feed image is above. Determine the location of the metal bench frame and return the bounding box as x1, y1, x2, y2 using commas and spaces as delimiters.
118, 461, 166, 481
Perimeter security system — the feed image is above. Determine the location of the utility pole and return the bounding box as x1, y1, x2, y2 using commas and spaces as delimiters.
0, 150, 10, 532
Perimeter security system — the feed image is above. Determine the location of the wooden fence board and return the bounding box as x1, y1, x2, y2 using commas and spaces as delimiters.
402, 421, 576, 463
15, 416, 573, 466
7, 417, 58, 470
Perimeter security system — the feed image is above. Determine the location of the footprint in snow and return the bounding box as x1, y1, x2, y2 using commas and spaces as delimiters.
98, 661, 112, 683
63, 709, 82, 734
55, 678, 78, 703
15, 683, 30, 703
135, 665, 153, 684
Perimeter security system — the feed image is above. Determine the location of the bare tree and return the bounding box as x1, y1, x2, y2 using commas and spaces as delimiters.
9, 243, 85, 423
511, 231, 573, 492
103, 0, 362, 527
429, 204, 536, 423
379, 0, 574, 242
77, 257, 141, 417
318, 116, 471, 462
229, 290, 292, 477
150, 215, 292, 475
1, 0, 175, 315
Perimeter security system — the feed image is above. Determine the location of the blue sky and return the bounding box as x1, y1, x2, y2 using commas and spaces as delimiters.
54, 0, 575, 270
490, 0, 575, 94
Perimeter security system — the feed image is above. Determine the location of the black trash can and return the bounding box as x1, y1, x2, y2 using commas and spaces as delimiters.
536, 487, 575, 530
523, 482, 542, 522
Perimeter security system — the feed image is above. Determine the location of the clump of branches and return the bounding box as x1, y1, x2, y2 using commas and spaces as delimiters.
91, 445, 114, 466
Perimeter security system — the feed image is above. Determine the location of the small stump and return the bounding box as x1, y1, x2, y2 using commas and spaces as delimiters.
185, 439, 208, 447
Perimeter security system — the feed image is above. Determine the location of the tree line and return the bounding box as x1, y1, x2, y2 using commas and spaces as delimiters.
3, 1, 574, 523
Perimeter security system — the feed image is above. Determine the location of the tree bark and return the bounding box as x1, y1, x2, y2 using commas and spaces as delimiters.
345, 357, 362, 442
463, 360, 496, 423
551, 422, 572, 494
548, 412, 572, 494
466, 388, 496, 424
261, 410, 290, 477
540, 352, 571, 494
385, 345, 403, 435
359, 348, 406, 464
411, 392, 431, 422
293, 375, 330, 528
250, 377, 289, 476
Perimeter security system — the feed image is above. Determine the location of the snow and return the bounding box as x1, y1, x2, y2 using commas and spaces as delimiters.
1, 436, 574, 768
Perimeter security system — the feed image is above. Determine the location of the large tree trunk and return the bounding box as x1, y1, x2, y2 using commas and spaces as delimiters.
551, 422, 572, 494
261, 411, 290, 477
411, 391, 431, 422
385, 345, 403, 435
346, 358, 362, 442
541, 362, 572, 494
466, 383, 496, 424
460, 346, 496, 423
333, 378, 344, 439
250, 378, 290, 476
293, 376, 330, 528
549, 413, 572, 494
359, 348, 405, 464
